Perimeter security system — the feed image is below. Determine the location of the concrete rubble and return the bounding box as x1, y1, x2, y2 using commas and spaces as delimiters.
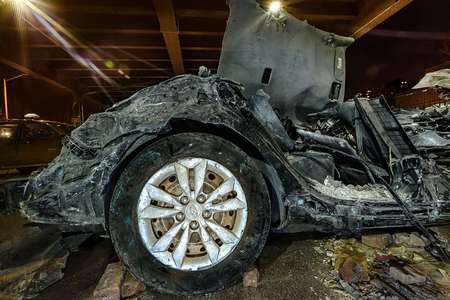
93, 262, 125, 300
93, 262, 146, 300
0, 215, 96, 299
242, 266, 260, 288
0, 218, 68, 299
315, 229, 450, 299
120, 271, 146, 299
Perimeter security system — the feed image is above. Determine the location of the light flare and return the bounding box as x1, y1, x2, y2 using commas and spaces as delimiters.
268, 1, 282, 14
6, 0, 119, 91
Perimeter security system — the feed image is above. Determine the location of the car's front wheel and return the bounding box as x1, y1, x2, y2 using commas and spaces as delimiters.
108, 133, 270, 295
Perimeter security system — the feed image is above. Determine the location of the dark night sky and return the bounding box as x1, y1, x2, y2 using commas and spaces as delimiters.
345, 0, 450, 98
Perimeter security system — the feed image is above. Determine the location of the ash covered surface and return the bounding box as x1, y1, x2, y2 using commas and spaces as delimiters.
21, 75, 252, 229
312, 176, 393, 202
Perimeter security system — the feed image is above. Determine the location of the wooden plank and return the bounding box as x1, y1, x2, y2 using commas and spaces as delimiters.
349, 0, 413, 38
34, 58, 219, 62
176, 9, 228, 19
27, 44, 165, 50
0, 26, 223, 36
176, 8, 355, 22
289, 10, 356, 21
26, 45, 220, 51
153, 0, 185, 75
286, 0, 358, 3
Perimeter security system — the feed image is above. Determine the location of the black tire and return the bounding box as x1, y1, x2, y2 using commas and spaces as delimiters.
108, 133, 271, 295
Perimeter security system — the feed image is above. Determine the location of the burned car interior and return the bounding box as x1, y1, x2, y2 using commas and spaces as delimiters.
1, 0, 449, 297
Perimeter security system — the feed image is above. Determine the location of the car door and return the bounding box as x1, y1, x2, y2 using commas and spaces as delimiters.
0, 123, 19, 168
18, 121, 61, 166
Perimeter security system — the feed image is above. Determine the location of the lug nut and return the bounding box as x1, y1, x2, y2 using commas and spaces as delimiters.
176, 212, 185, 222
180, 196, 189, 205
202, 210, 212, 219
197, 194, 206, 203
190, 220, 199, 230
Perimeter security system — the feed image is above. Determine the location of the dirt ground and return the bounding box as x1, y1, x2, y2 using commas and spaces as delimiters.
1, 214, 349, 300
2, 213, 450, 299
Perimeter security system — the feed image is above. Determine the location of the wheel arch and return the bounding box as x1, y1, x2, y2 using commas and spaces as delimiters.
103, 118, 286, 231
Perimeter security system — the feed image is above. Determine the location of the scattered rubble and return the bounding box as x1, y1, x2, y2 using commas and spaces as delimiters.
93, 262, 147, 300
361, 234, 393, 249
316, 229, 450, 299
0, 222, 69, 299
243, 266, 260, 288
393, 233, 428, 248
0, 215, 96, 299
338, 256, 369, 283
120, 272, 145, 299
0, 177, 28, 215
388, 265, 426, 285
93, 262, 125, 300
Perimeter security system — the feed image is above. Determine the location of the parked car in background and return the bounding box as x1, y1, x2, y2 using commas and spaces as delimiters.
0, 117, 73, 173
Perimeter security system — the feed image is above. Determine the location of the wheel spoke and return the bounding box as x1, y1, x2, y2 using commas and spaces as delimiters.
175, 163, 191, 196
205, 178, 235, 204
173, 227, 190, 268
146, 185, 180, 207
139, 157, 249, 270
205, 197, 246, 212
199, 221, 220, 264
140, 206, 179, 219
205, 220, 238, 244
193, 160, 207, 199
151, 221, 184, 253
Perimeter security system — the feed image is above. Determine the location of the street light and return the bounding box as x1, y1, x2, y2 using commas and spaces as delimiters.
2, 74, 28, 120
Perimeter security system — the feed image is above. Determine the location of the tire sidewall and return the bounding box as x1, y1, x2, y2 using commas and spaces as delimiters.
108, 133, 270, 295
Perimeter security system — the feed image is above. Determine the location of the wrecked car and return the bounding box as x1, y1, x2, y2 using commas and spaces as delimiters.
21, 0, 450, 295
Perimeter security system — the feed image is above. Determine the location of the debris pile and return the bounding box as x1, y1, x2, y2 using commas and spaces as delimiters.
0, 224, 68, 299
394, 102, 450, 178
0, 215, 96, 300
0, 177, 28, 215
318, 230, 450, 299
93, 262, 145, 300
413, 69, 450, 101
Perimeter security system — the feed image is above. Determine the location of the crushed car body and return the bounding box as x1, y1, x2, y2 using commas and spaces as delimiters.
19, 0, 450, 295
22, 1, 450, 231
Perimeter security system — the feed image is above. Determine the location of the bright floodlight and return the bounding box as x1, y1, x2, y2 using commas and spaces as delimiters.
269, 1, 282, 13
6, 0, 27, 7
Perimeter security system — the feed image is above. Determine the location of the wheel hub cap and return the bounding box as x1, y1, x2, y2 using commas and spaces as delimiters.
185, 203, 202, 220
137, 157, 248, 271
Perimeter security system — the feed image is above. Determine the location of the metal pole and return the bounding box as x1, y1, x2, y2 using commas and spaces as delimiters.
2, 74, 29, 120
3, 78, 8, 120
